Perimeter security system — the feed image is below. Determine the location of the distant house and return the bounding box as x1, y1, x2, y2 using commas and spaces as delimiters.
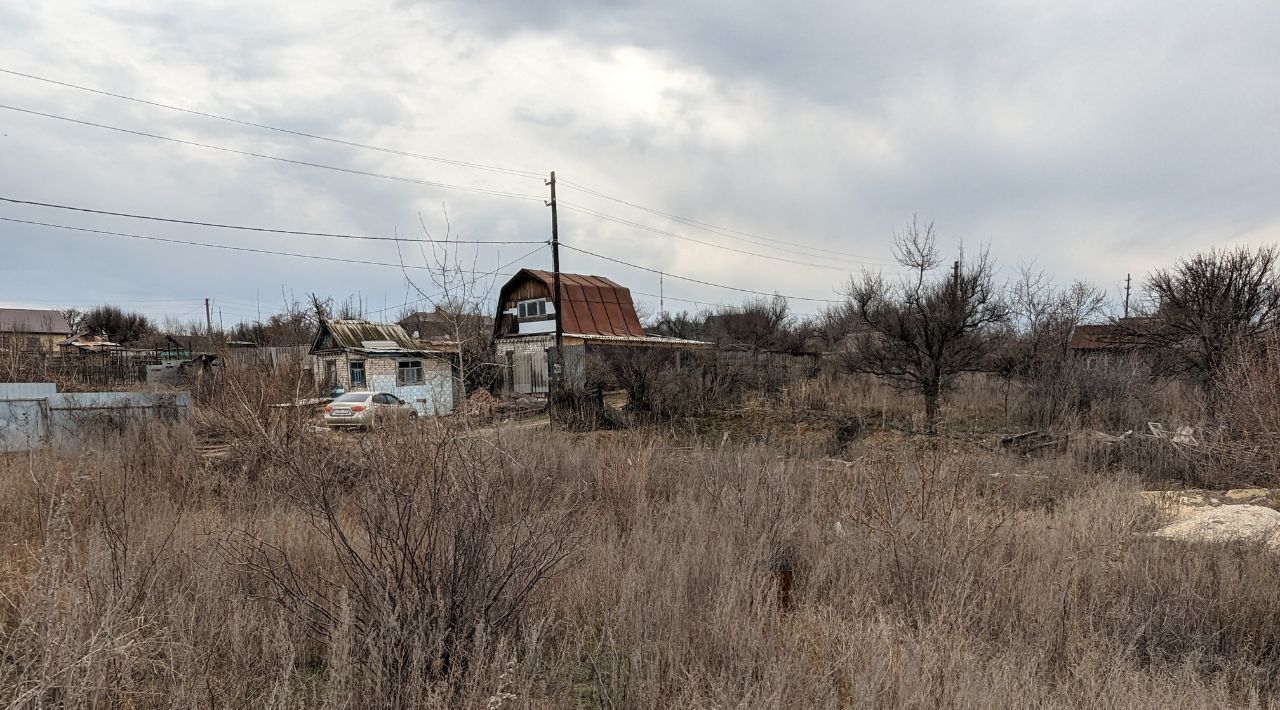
1067, 318, 1150, 363
0, 308, 72, 352
397, 310, 453, 340
492, 269, 709, 394
58, 334, 122, 354
309, 318, 458, 415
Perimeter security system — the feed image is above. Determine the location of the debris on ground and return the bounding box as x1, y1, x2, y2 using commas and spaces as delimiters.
1140, 487, 1280, 548
998, 430, 1067, 457
1150, 505, 1280, 548
1146, 421, 1200, 447
465, 389, 499, 417
1089, 429, 1133, 444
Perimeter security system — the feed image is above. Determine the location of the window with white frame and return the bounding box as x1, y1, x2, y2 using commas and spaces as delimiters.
517, 299, 548, 320
397, 360, 423, 385
349, 360, 366, 386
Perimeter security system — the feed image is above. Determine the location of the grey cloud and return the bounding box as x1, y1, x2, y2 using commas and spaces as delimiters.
2, 0, 1280, 323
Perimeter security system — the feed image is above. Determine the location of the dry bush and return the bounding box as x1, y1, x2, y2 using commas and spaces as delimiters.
590, 347, 788, 421
219, 422, 583, 704
6, 367, 1280, 707
1205, 331, 1280, 485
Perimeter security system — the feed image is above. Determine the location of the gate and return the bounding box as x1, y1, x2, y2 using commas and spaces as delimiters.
511, 350, 549, 395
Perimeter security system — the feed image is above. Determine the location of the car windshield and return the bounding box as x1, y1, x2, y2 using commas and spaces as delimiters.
334, 393, 371, 403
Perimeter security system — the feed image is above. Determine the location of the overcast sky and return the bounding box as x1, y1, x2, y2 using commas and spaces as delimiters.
2, 1, 1278, 327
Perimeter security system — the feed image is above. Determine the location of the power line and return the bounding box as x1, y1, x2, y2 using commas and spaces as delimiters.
0, 67, 544, 179
558, 177, 890, 263
0, 104, 547, 202
629, 289, 820, 317
559, 201, 879, 272
366, 244, 548, 317
0, 216, 547, 272
0, 196, 545, 245
558, 242, 843, 303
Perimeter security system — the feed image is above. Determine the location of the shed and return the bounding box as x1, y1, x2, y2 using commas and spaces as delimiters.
309, 319, 457, 415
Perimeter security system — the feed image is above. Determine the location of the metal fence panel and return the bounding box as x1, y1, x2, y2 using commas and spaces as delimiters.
0, 383, 57, 399
0, 399, 49, 452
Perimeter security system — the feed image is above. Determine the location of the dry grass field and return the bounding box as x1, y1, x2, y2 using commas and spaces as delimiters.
2, 362, 1279, 709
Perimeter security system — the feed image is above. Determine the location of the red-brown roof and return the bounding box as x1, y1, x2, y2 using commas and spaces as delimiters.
1067, 319, 1149, 351
496, 269, 646, 338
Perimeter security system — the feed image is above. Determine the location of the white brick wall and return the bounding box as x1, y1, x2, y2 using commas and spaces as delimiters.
319, 353, 454, 415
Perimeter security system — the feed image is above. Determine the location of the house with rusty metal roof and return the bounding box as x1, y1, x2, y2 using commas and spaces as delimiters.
0, 308, 72, 352
492, 269, 709, 394
309, 318, 459, 415
1067, 318, 1151, 354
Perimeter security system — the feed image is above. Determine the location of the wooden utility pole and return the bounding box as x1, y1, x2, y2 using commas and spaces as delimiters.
204, 298, 213, 342
547, 171, 563, 390
1123, 273, 1132, 319
659, 272, 665, 316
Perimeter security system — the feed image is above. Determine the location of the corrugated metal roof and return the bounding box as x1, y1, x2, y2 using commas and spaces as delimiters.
496, 269, 646, 338
321, 320, 417, 350
0, 308, 71, 335
311, 319, 458, 355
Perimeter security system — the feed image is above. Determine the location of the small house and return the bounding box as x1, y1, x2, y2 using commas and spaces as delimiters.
309, 318, 457, 415
0, 308, 72, 352
1067, 318, 1151, 365
492, 269, 709, 394
58, 333, 122, 353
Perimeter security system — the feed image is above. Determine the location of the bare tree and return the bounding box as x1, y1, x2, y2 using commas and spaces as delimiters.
397, 207, 510, 406
60, 307, 86, 334
1124, 245, 1280, 412
843, 218, 1009, 431
82, 305, 154, 345
704, 295, 799, 351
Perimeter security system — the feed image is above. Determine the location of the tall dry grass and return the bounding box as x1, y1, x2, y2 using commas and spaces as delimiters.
2, 362, 1280, 707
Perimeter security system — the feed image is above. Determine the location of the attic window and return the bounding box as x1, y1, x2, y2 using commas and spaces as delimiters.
517, 299, 548, 319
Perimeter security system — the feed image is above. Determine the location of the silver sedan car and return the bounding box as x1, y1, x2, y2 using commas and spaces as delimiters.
323, 391, 418, 429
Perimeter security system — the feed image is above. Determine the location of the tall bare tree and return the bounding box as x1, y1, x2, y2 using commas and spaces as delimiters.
843, 218, 1009, 431
398, 207, 508, 406
1125, 245, 1280, 412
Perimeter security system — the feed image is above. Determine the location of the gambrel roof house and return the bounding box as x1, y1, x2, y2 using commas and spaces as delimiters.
493, 269, 647, 340
492, 269, 709, 395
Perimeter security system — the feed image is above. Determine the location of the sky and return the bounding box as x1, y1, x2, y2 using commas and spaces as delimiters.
1, 0, 1278, 328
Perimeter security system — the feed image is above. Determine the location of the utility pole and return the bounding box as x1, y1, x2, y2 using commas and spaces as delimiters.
547, 171, 563, 390
659, 272, 665, 316
952, 260, 961, 286
204, 298, 213, 343
1123, 273, 1132, 319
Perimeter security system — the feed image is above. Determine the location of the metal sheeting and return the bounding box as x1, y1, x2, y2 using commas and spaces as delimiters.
0, 399, 48, 452
0, 385, 191, 452
0, 382, 57, 399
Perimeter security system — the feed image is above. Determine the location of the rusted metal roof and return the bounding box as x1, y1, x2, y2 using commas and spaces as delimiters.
311, 319, 456, 355
495, 269, 646, 338
1067, 319, 1148, 351
0, 308, 71, 335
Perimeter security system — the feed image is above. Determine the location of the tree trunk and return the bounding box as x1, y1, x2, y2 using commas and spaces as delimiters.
923, 385, 941, 433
